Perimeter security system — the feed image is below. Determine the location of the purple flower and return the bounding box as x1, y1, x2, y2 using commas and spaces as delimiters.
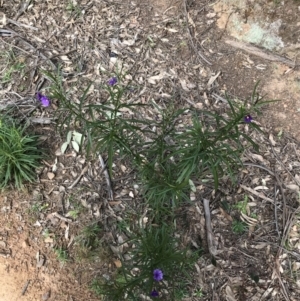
153, 269, 163, 281
150, 290, 159, 297
36, 92, 50, 107
107, 77, 117, 86
244, 114, 253, 123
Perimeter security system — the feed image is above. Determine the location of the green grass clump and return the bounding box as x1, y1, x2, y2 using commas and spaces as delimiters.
0, 50, 26, 84
0, 116, 42, 189
232, 219, 248, 234
55, 247, 69, 264
77, 223, 103, 250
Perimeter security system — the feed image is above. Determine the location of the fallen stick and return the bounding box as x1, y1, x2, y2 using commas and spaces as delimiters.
225, 39, 298, 68
99, 154, 114, 201
203, 198, 217, 256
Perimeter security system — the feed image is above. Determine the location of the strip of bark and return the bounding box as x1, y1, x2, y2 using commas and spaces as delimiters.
225, 39, 298, 67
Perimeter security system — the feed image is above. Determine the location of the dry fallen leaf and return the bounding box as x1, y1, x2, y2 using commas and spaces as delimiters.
250, 154, 265, 163
110, 245, 122, 256
187, 12, 196, 27
108, 201, 122, 206
190, 191, 196, 201
225, 285, 237, 301
219, 207, 233, 222
269, 134, 276, 146
240, 212, 257, 226
166, 28, 178, 33
180, 79, 190, 91
251, 242, 268, 249
36, 252, 45, 268
292, 262, 300, 271
44, 237, 54, 243
147, 72, 166, 84
206, 12, 216, 18
286, 184, 299, 192
0, 12, 7, 26
295, 174, 300, 185
253, 185, 268, 191
194, 102, 203, 109
114, 259, 122, 268
207, 71, 221, 89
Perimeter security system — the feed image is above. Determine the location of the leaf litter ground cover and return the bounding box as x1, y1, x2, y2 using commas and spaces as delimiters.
1, 0, 300, 300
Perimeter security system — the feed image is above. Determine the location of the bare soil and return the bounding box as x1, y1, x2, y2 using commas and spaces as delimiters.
1, 0, 300, 301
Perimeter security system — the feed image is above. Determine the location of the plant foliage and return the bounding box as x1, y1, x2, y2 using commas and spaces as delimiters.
0, 116, 42, 189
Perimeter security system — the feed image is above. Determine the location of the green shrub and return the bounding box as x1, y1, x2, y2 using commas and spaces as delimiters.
91, 224, 197, 300
44, 69, 271, 300
0, 116, 42, 189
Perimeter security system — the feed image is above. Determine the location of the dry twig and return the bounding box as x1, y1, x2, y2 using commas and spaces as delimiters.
243, 162, 287, 230
6, 18, 38, 31
52, 212, 73, 223
182, 0, 212, 65
67, 165, 89, 190
21, 280, 30, 295
240, 184, 274, 204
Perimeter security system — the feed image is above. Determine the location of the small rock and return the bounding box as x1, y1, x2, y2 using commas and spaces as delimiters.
22, 239, 30, 248
55, 148, 62, 156
195, 102, 203, 109
47, 172, 55, 180
59, 186, 66, 193
44, 237, 54, 243
206, 12, 216, 18
41, 290, 51, 301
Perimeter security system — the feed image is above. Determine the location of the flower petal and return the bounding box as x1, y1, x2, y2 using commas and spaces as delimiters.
108, 77, 117, 86
150, 290, 159, 297
244, 114, 253, 123
153, 269, 163, 281
36, 92, 50, 107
